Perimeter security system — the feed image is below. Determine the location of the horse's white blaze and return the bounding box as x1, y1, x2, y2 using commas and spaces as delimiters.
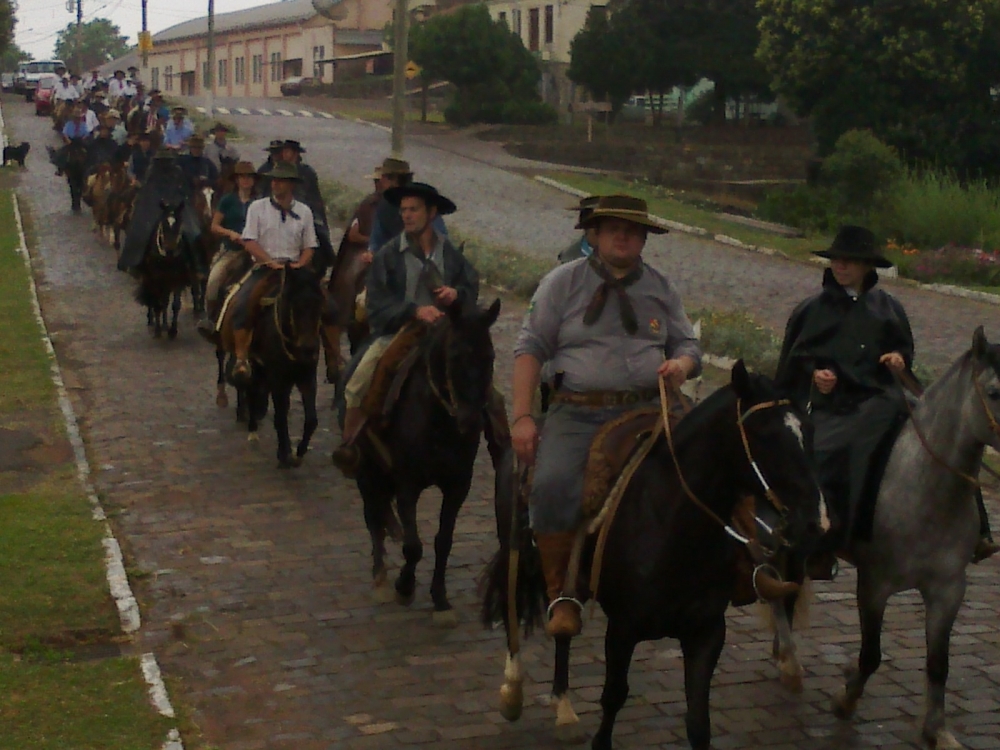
784, 412, 804, 449
504, 652, 522, 683
818, 492, 831, 533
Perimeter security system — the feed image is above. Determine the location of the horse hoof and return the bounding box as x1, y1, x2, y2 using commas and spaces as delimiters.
248, 432, 259, 444
499, 681, 523, 722
371, 583, 395, 604
927, 729, 964, 750
832, 688, 858, 720
395, 590, 415, 607
554, 721, 587, 745
216, 393, 228, 409
779, 668, 804, 694
432, 609, 458, 628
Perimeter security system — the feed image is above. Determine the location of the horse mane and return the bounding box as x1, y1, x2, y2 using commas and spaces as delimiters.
669, 371, 784, 449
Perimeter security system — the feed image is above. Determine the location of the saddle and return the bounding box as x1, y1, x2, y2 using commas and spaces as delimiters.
361, 323, 427, 419
582, 407, 665, 518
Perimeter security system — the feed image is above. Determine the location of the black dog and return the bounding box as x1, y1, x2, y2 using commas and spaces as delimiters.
2, 142, 30, 168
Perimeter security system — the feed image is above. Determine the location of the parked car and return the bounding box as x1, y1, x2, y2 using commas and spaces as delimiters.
16, 59, 65, 101
34, 76, 59, 117
1, 72, 15, 92
279, 76, 319, 96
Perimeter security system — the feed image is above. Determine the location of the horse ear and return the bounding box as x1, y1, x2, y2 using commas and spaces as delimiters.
973, 326, 989, 360
731, 359, 751, 398
484, 298, 501, 327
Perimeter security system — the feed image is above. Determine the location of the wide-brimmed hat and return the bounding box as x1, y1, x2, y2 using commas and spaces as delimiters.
280, 139, 306, 153
127, 65, 139, 72
570, 195, 601, 228
266, 162, 302, 181
578, 194, 668, 234
148, 88, 162, 97
188, 134, 206, 147
233, 161, 259, 177
114, 69, 125, 76
365, 165, 383, 180
813, 225, 893, 268
265, 139, 285, 152
171, 106, 187, 115
106, 108, 121, 119
384, 182, 456, 215
210, 122, 230, 133
380, 156, 413, 176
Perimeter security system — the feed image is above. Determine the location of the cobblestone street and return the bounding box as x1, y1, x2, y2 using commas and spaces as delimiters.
6, 97, 1000, 749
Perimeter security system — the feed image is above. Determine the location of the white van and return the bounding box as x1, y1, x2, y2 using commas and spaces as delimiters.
16, 60, 66, 101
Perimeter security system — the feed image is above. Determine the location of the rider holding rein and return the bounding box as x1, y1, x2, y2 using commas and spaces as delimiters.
512, 194, 702, 638
229, 162, 317, 383
776, 226, 997, 566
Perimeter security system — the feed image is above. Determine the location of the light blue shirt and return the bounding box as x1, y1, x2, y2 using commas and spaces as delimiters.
163, 118, 194, 147
62, 120, 91, 139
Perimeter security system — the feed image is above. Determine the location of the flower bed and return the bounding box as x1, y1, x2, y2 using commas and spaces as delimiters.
888, 240, 1000, 288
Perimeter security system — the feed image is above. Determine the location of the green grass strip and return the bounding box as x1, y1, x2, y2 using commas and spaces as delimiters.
544, 172, 833, 262
0, 653, 173, 750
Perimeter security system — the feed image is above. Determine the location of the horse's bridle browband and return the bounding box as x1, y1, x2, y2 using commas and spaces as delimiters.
658, 375, 790, 549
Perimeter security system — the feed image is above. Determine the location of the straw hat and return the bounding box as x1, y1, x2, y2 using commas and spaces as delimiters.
365, 165, 383, 180
578, 194, 668, 234
233, 161, 259, 177
380, 156, 413, 176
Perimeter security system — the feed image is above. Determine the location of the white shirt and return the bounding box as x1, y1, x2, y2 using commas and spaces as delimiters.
108, 78, 126, 99
54, 82, 78, 101
122, 81, 137, 97
84, 109, 100, 132
242, 198, 317, 262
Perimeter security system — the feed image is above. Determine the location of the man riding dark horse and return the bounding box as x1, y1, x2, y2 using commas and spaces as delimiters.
259, 140, 333, 273
776, 226, 998, 566
227, 162, 318, 383
511, 194, 705, 638
331, 182, 507, 476
118, 149, 203, 275
367, 157, 448, 252
177, 134, 220, 189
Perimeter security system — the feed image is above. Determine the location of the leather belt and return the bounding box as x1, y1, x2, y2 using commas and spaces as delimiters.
551, 388, 658, 408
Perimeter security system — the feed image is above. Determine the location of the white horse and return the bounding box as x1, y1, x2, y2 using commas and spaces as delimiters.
769, 326, 1000, 749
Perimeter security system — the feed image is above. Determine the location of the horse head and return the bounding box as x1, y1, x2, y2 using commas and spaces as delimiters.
727, 360, 827, 555
153, 199, 185, 258
278, 266, 325, 361
431, 298, 502, 434
968, 326, 1000, 450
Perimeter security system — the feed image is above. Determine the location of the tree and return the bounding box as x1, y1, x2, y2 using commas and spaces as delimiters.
758, 0, 1000, 173
567, 7, 639, 121
55, 18, 133, 73
0, 43, 29, 72
0, 0, 17, 65
409, 5, 549, 124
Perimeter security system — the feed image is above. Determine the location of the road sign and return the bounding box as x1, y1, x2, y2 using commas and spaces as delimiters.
138, 31, 153, 53
405, 61, 421, 80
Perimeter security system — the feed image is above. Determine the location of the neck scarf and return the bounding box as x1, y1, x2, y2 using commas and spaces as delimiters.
270, 197, 299, 223
583, 255, 642, 335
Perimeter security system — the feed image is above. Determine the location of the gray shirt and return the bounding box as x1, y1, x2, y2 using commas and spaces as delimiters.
400, 232, 446, 307
204, 140, 240, 170
515, 257, 702, 392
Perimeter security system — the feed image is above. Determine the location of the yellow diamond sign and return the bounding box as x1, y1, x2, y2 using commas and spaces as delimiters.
138, 31, 153, 53
405, 61, 421, 80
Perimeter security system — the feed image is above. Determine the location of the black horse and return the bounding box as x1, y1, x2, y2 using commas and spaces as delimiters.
360, 299, 501, 625
236, 266, 324, 468
64, 138, 88, 213
482, 363, 827, 750
135, 200, 194, 339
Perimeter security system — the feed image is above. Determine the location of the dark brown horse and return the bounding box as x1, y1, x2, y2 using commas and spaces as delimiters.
135, 199, 195, 339
322, 244, 370, 383
359, 300, 501, 624
482, 363, 827, 749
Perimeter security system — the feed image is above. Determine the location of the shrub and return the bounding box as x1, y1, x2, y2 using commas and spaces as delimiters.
820, 130, 904, 215
755, 184, 839, 231
500, 99, 558, 125
692, 308, 782, 376
891, 245, 1000, 288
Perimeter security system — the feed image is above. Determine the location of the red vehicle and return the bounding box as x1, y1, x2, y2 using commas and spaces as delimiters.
34, 76, 59, 117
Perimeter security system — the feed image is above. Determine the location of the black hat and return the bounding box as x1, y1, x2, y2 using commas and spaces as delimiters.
210, 122, 230, 133
114, 69, 125, 76
813, 225, 893, 268
384, 182, 456, 215
571, 195, 601, 228
265, 139, 284, 152
280, 139, 306, 153
148, 88, 162, 96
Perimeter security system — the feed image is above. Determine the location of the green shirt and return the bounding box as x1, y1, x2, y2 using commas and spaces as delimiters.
217, 192, 252, 237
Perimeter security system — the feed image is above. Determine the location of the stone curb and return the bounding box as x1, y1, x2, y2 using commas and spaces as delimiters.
9, 191, 183, 749
535, 175, 1000, 307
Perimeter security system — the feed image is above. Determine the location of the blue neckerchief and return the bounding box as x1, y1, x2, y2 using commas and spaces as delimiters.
580, 235, 593, 258
270, 197, 300, 223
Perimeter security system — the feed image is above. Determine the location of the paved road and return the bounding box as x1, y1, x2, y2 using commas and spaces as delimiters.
6, 96, 1000, 749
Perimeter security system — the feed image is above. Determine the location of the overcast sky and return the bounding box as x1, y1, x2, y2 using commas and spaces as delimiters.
16, 0, 271, 61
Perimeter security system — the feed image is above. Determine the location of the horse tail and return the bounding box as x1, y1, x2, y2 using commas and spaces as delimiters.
479, 450, 547, 638
134, 279, 157, 309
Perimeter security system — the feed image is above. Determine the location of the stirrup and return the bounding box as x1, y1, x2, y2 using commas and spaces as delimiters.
546, 595, 583, 618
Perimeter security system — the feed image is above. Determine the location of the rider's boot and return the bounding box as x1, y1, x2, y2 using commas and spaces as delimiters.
232, 328, 253, 385
196, 301, 219, 339
331, 407, 366, 479
535, 531, 582, 638
973, 489, 999, 563
321, 324, 342, 383
482, 387, 512, 473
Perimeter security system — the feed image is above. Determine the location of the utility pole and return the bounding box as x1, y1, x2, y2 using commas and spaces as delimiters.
390, 0, 408, 157
206, 0, 215, 113
142, 0, 149, 69
75, 0, 82, 73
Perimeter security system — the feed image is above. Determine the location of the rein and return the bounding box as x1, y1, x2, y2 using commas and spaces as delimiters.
271, 266, 322, 362
424, 326, 462, 418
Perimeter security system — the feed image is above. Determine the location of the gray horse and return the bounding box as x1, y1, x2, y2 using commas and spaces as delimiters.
768, 326, 1000, 750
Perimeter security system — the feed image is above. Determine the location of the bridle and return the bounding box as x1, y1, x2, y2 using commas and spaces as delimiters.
271, 265, 322, 362
658, 375, 791, 549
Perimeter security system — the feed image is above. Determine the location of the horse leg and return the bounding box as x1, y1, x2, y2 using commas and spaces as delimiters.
153, 304, 163, 338
592, 621, 637, 750
359, 470, 392, 603
429, 478, 472, 626
272, 384, 294, 468
394, 487, 423, 606
168, 289, 181, 339
680, 614, 727, 750
293, 373, 318, 464
920, 577, 967, 749
771, 591, 805, 693
833, 570, 890, 720
215, 348, 229, 408
547, 634, 584, 744
146, 305, 154, 330
246, 384, 260, 441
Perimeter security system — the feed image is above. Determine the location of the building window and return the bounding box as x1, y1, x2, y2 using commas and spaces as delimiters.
234, 57, 245, 85
498, 11, 507, 27
528, 7, 540, 51
513, 9, 522, 37
218, 59, 228, 86
164, 65, 173, 91
270, 51, 282, 81
252, 54, 263, 83
544, 5, 554, 44
151, 67, 159, 89
312, 45, 325, 77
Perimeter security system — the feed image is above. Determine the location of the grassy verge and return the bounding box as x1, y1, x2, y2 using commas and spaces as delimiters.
0, 190, 173, 747
544, 171, 832, 262
321, 101, 446, 124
